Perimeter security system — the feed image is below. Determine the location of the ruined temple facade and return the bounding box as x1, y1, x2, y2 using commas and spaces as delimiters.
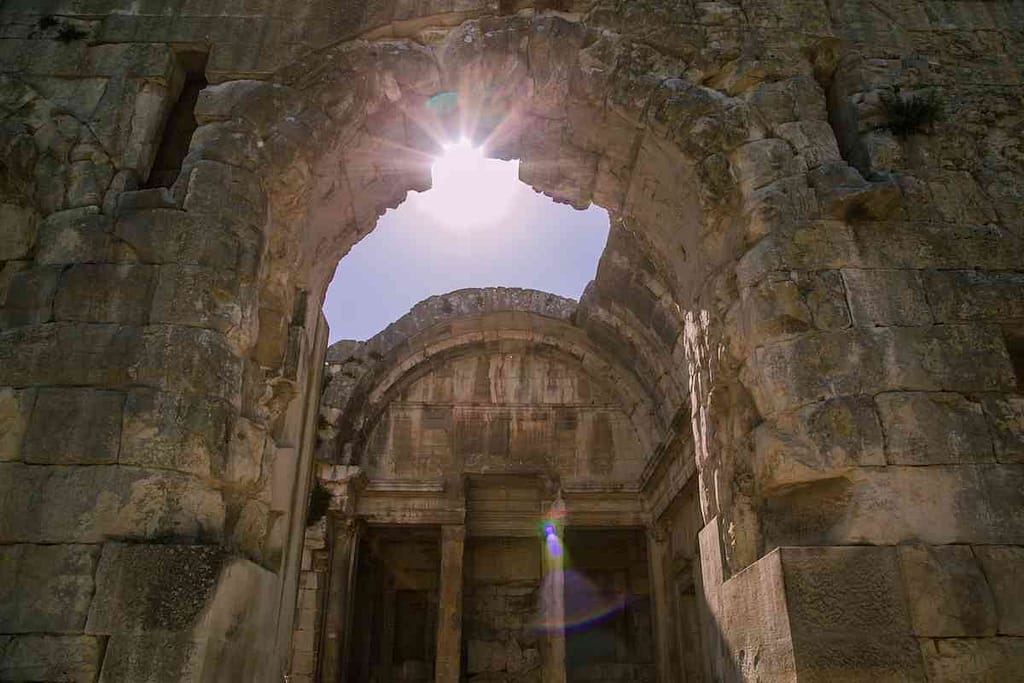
1, 1, 1023, 682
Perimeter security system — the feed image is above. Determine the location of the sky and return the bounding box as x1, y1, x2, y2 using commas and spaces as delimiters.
322, 141, 610, 342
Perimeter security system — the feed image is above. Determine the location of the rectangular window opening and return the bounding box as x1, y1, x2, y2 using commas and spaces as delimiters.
144, 50, 208, 189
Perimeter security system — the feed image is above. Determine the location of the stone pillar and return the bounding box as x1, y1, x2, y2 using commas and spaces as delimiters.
318, 515, 361, 682
435, 525, 465, 683
647, 526, 675, 682
541, 529, 566, 683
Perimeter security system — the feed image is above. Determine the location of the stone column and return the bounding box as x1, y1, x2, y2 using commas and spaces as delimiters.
319, 515, 361, 682
435, 525, 466, 683
647, 526, 675, 682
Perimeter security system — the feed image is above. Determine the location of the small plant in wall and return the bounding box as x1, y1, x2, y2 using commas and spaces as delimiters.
879, 87, 945, 137
306, 479, 332, 527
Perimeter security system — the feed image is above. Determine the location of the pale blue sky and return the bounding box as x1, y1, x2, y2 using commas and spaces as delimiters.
323, 147, 609, 342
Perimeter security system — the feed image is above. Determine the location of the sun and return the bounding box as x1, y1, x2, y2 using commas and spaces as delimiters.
407, 139, 521, 230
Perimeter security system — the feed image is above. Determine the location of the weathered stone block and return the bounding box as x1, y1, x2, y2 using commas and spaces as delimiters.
0, 266, 61, 328
899, 545, 997, 637
729, 275, 810, 358
736, 220, 857, 289
779, 546, 924, 681
732, 138, 803, 193
35, 207, 120, 265
746, 325, 1016, 416
0, 323, 141, 388
226, 416, 267, 487
753, 396, 885, 492
115, 209, 257, 278
774, 120, 840, 169
136, 325, 243, 405
924, 270, 1024, 323
851, 221, 1024, 271
151, 265, 242, 334
0, 387, 34, 461
793, 270, 850, 331
841, 269, 931, 327
54, 264, 154, 325
23, 387, 123, 465
742, 175, 819, 244
87, 543, 226, 634
920, 637, 1024, 681
973, 546, 1024, 636
181, 161, 267, 233
97, 633, 205, 683
764, 465, 1024, 547
0, 543, 99, 633
982, 394, 1024, 464
0, 463, 224, 543
0, 203, 38, 260
121, 389, 230, 478
93, 556, 278, 681
876, 392, 994, 465
187, 120, 266, 171
0, 634, 103, 683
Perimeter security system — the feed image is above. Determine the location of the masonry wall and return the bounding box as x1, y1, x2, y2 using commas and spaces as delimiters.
1, 1, 1023, 681
363, 347, 645, 484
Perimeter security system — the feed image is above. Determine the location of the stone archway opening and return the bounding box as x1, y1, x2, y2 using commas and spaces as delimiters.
320, 139, 610, 342
180, 9, 839, 681
195, 12, 789, 681
5, 4, 1021, 683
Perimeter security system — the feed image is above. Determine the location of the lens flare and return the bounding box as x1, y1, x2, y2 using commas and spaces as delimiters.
404, 138, 519, 230
533, 569, 629, 633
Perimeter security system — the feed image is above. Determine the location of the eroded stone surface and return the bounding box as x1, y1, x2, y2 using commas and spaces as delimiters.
0, 2, 1023, 681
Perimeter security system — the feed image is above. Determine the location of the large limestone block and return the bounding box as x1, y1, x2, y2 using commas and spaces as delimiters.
35, 207, 121, 265
753, 396, 884, 492
851, 221, 1024, 271
87, 544, 227, 634
899, 545, 997, 637
920, 637, 1024, 681
120, 389, 231, 477
150, 265, 243, 335
779, 546, 925, 681
181, 161, 267, 235
90, 547, 279, 683
973, 546, 1024, 636
876, 392, 994, 465
0, 463, 224, 543
764, 465, 1024, 547
54, 264, 155, 325
0, 387, 35, 461
0, 634, 103, 683
746, 325, 1016, 416
774, 120, 841, 170
136, 325, 244, 405
0, 203, 38, 261
737, 220, 857, 288
22, 387, 123, 464
0, 266, 61, 328
719, 550, 798, 680
981, 395, 1024, 463
0, 323, 141, 388
731, 138, 805, 194
841, 268, 932, 327
114, 209, 255, 271
924, 270, 1024, 323
0, 544, 99, 633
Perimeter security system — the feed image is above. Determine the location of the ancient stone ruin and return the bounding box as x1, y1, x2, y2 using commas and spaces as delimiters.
1, 1, 1023, 681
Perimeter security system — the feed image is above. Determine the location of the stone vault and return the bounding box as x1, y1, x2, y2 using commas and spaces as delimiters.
0, 1, 1023, 681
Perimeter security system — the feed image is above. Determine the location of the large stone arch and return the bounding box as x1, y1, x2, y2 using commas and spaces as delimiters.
2, 2, 1023, 682
317, 288, 670, 470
